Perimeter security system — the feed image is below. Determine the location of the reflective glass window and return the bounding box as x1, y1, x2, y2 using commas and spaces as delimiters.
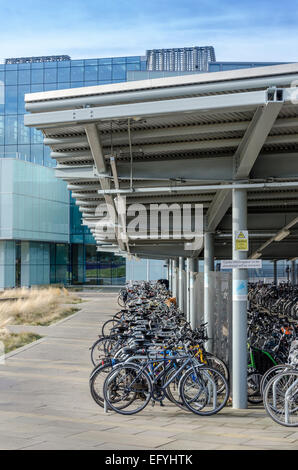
71, 66, 84, 81
31, 68, 44, 84
84, 59, 98, 65
112, 57, 126, 64
5, 70, 18, 85
57, 67, 70, 82
4, 144, 17, 157
70, 82, 84, 88
31, 144, 44, 164
58, 60, 71, 68
18, 115, 30, 144
127, 56, 140, 63
44, 68, 57, 83
44, 83, 57, 91
98, 58, 112, 65
31, 84, 44, 93
0, 83, 4, 113
98, 65, 112, 80
84, 66, 98, 81
5, 115, 17, 144
18, 85, 30, 114
17, 144, 31, 161
18, 69, 31, 84
71, 60, 84, 67
0, 115, 4, 145
18, 63, 30, 70
127, 63, 140, 71
112, 64, 126, 80
5, 86, 18, 114
57, 82, 70, 90
31, 127, 43, 144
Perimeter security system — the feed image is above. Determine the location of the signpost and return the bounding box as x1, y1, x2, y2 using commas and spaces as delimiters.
221, 259, 262, 269
234, 230, 249, 251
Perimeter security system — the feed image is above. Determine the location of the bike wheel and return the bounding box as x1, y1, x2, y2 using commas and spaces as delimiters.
205, 354, 229, 382
263, 371, 298, 427
117, 295, 126, 307
90, 337, 110, 366
164, 366, 190, 411
101, 319, 121, 337
247, 372, 263, 404
89, 361, 113, 408
260, 364, 288, 396
179, 366, 229, 416
103, 363, 152, 415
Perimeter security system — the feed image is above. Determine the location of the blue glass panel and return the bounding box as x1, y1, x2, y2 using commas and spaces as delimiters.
0, 145, 3, 156
127, 63, 140, 71
31, 62, 44, 69
44, 68, 57, 83
18, 69, 31, 84
98, 65, 112, 80
57, 67, 70, 82
44, 146, 55, 167
126, 56, 140, 63
58, 60, 71, 68
112, 64, 126, 80
18, 115, 30, 144
5, 115, 18, 144
5, 64, 17, 70
98, 58, 112, 65
84, 81, 98, 87
18, 63, 30, 70
18, 85, 30, 114
17, 144, 31, 161
72, 60, 84, 66
0, 115, 4, 145
112, 57, 126, 64
31, 126, 43, 144
57, 82, 70, 90
70, 82, 84, 88
0, 84, 4, 113
5, 86, 18, 114
5, 70, 18, 85
31, 68, 44, 84
31, 144, 44, 165
84, 59, 98, 65
31, 84, 44, 93
0, 71, 4, 82
44, 83, 57, 91
4, 144, 17, 157
84, 66, 98, 81
71, 66, 84, 81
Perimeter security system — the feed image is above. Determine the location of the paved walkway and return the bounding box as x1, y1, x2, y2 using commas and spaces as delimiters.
0, 291, 298, 450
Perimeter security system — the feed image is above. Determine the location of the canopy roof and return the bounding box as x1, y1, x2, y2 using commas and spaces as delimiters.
25, 63, 298, 260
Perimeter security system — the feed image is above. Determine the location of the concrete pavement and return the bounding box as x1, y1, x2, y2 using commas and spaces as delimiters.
0, 291, 297, 450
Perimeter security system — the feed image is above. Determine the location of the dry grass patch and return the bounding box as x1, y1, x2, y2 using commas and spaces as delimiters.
0, 287, 82, 326
0, 331, 42, 354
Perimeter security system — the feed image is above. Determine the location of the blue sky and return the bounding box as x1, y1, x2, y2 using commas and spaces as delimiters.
0, 0, 298, 61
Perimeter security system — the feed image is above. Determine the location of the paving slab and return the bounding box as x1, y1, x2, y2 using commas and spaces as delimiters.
0, 291, 298, 450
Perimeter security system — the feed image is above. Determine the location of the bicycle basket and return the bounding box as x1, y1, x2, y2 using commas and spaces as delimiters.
251, 347, 275, 374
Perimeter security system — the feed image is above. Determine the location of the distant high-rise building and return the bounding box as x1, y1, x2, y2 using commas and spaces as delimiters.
146, 46, 216, 72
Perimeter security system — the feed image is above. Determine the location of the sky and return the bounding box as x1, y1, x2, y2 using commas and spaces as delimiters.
0, 0, 298, 62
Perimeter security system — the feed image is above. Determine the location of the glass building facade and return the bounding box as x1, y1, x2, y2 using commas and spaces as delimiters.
0, 49, 293, 288
0, 54, 148, 287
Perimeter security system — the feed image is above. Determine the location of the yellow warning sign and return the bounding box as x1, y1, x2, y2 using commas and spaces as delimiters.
235, 230, 249, 251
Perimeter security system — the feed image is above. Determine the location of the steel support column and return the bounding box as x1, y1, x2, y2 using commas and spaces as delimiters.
189, 258, 196, 329
291, 260, 296, 285
232, 188, 248, 409
204, 232, 214, 352
273, 260, 278, 285
178, 257, 185, 313
172, 259, 178, 299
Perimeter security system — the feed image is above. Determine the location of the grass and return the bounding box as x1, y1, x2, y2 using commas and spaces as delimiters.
0, 287, 83, 355
0, 287, 82, 326
0, 331, 43, 354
